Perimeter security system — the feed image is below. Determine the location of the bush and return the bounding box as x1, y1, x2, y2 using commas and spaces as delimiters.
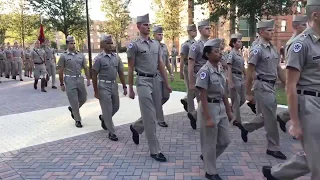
118, 47, 127, 53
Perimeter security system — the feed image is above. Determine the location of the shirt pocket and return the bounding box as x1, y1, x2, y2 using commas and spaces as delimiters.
209, 74, 224, 97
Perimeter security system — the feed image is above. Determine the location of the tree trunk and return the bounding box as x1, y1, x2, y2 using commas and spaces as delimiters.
229, 0, 236, 34
248, 13, 256, 44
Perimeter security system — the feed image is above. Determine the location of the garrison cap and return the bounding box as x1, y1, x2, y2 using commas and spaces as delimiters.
307, 0, 320, 6
293, 15, 308, 23
66, 35, 75, 42
137, 14, 149, 23
187, 24, 197, 31
100, 34, 112, 42
204, 38, 222, 48
152, 26, 163, 33
230, 33, 242, 40
197, 19, 210, 27
257, 19, 274, 29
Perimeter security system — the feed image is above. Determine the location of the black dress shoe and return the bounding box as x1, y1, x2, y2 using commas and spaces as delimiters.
75, 121, 83, 128
20, 79, 23, 81
277, 115, 286, 132
266, 150, 287, 160
262, 166, 278, 180
232, 121, 240, 128
108, 133, 118, 141
180, 99, 188, 112
68, 106, 75, 119
205, 173, 222, 180
99, 115, 108, 130
187, 112, 197, 130
52, 86, 57, 89
200, 154, 203, 161
150, 153, 167, 162
158, 122, 168, 127
130, 125, 139, 144
238, 124, 248, 142
247, 102, 256, 114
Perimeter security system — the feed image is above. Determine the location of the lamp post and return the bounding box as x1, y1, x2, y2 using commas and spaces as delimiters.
85, 0, 92, 78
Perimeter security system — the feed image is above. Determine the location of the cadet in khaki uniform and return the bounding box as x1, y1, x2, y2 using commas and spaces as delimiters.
24, 47, 33, 78
31, 40, 47, 92
44, 40, 57, 89
180, 24, 197, 112
227, 34, 246, 127
219, 38, 229, 95
58, 36, 91, 128
171, 44, 178, 73
92, 34, 127, 141
5, 43, 12, 79
239, 19, 287, 160
127, 14, 172, 162
152, 25, 174, 127
187, 19, 211, 129
263, 1, 320, 179
196, 39, 232, 180
12, 41, 24, 81
0, 45, 6, 82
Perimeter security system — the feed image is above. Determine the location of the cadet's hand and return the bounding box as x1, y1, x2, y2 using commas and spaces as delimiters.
170, 74, 174, 82
60, 85, 65, 92
86, 80, 91, 86
227, 111, 233, 122
166, 84, 172, 93
123, 88, 128, 96
206, 120, 214, 127
94, 92, 99, 99
129, 88, 135, 99
180, 72, 184, 80
189, 83, 196, 90
289, 122, 303, 140
246, 93, 254, 102
229, 81, 235, 89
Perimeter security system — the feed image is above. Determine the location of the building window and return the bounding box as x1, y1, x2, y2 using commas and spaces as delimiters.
238, 17, 250, 37
297, 1, 302, 13
281, 20, 286, 32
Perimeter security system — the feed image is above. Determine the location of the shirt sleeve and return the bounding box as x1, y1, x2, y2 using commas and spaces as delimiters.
57, 54, 65, 68
188, 44, 199, 61
180, 43, 189, 56
126, 42, 137, 60
82, 54, 88, 68
248, 47, 261, 66
195, 69, 209, 90
92, 56, 100, 72
227, 53, 233, 64
117, 55, 124, 72
286, 41, 307, 71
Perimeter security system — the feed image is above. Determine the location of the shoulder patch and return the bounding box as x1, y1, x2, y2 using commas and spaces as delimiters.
200, 71, 207, 80
191, 45, 196, 51
128, 43, 133, 49
228, 55, 232, 59
252, 49, 259, 55
292, 42, 302, 53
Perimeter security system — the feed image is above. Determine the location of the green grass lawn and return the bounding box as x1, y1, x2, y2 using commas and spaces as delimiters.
120, 64, 288, 105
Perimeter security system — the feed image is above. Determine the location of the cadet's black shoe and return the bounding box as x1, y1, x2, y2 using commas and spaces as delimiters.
247, 102, 256, 114
277, 115, 286, 132
108, 133, 118, 141
130, 125, 139, 144
12, 76, 16, 80
180, 99, 188, 112
20, 79, 23, 81
158, 122, 168, 127
232, 120, 240, 128
200, 154, 203, 161
52, 86, 57, 89
266, 150, 287, 160
205, 173, 222, 180
41, 88, 47, 92
238, 124, 248, 142
34, 79, 38, 90
150, 153, 167, 162
99, 115, 108, 130
75, 121, 83, 128
262, 166, 278, 180
68, 106, 75, 119
187, 112, 197, 130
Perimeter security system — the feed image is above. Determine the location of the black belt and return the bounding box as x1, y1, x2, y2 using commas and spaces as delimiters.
297, 90, 320, 97
257, 77, 276, 84
207, 98, 221, 103
232, 71, 242, 75
34, 62, 44, 65
136, 72, 157, 77
0, 59, 3, 60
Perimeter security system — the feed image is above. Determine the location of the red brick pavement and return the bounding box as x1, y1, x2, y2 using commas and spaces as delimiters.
0, 111, 310, 180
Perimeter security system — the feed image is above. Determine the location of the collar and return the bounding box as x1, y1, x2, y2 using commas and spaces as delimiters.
206, 61, 222, 74
232, 48, 241, 56
138, 36, 153, 43
67, 50, 77, 55
102, 51, 115, 57
259, 38, 271, 48
305, 27, 320, 43
199, 37, 208, 45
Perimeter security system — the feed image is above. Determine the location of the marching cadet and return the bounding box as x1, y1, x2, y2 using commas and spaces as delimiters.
92, 34, 127, 141
219, 38, 229, 95
12, 41, 24, 81
171, 44, 178, 73
187, 19, 211, 129
263, 0, 320, 179
58, 35, 91, 128
5, 43, 12, 79
180, 24, 197, 113
127, 14, 172, 162
31, 40, 47, 92
0, 44, 6, 82
44, 40, 57, 89
196, 38, 232, 180
239, 19, 287, 160
227, 34, 246, 127
152, 25, 174, 127
24, 47, 33, 78
276, 14, 308, 131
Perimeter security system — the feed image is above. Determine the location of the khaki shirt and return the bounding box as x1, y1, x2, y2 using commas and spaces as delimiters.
57, 51, 87, 76
160, 43, 169, 65
195, 61, 226, 100
180, 39, 196, 63
25, 50, 31, 59
44, 47, 55, 60
188, 39, 208, 73
249, 39, 280, 81
12, 48, 23, 58
227, 48, 245, 73
5, 49, 12, 60
0, 50, 6, 60
92, 52, 124, 81
126, 36, 161, 75
31, 49, 46, 64
286, 27, 320, 92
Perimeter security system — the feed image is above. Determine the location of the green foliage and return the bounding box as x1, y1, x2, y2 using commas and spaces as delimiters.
152, 0, 184, 43
100, 0, 131, 52
50, 41, 57, 49
28, 0, 87, 38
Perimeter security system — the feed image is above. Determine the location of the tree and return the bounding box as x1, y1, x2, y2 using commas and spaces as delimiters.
28, 0, 87, 38
195, 0, 294, 42
100, 0, 131, 53
73, 27, 87, 51
152, 0, 184, 44
0, 14, 11, 44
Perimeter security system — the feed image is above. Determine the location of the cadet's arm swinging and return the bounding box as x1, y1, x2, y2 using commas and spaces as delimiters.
286, 67, 300, 126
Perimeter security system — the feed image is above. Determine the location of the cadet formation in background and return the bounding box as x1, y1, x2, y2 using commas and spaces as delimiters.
1, 0, 320, 179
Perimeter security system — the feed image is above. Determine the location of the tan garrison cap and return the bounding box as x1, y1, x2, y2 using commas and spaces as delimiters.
230, 33, 242, 39
66, 35, 75, 42
100, 34, 112, 42
197, 19, 210, 27
293, 15, 308, 23
187, 24, 197, 31
307, 0, 320, 6
204, 38, 221, 48
137, 14, 149, 23
257, 19, 274, 29
152, 26, 163, 33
